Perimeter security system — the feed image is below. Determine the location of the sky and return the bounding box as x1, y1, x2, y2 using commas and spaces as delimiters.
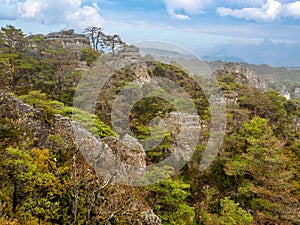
1, 0, 300, 66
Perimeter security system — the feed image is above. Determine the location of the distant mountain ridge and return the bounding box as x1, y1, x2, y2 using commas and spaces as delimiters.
206, 60, 300, 82
207, 60, 300, 99
138, 46, 300, 99
197, 39, 300, 67
140, 47, 194, 58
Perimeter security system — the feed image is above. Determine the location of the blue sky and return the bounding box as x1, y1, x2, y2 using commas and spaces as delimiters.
1, 0, 300, 65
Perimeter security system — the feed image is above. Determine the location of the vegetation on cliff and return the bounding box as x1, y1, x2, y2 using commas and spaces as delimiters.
0, 25, 299, 224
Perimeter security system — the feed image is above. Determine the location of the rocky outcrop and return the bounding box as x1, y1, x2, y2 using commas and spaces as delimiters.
0, 92, 161, 224
0, 92, 52, 148
46, 29, 90, 58
213, 63, 265, 104
293, 118, 300, 132
215, 63, 265, 89
276, 85, 300, 100
164, 112, 200, 162
279, 85, 292, 100
117, 45, 141, 64
134, 210, 162, 225
294, 87, 300, 99
0, 92, 147, 180
105, 45, 149, 83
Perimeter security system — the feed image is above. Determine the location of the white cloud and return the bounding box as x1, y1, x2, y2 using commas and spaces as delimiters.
285, 1, 300, 17
16, 0, 102, 29
217, 0, 282, 21
162, 0, 210, 20
170, 12, 190, 20
66, 5, 103, 29
18, 0, 47, 20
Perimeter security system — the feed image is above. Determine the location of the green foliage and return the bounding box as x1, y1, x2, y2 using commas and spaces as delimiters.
96, 61, 209, 165
268, 80, 300, 96
128, 96, 174, 163
57, 106, 116, 138
0, 217, 19, 225
0, 25, 83, 105
238, 88, 291, 136
0, 117, 23, 148
18, 90, 116, 138
199, 194, 253, 225
19, 91, 56, 123
141, 125, 173, 163
218, 197, 253, 225
0, 147, 63, 224
217, 75, 245, 92
147, 176, 195, 224
147, 61, 209, 118
39, 40, 81, 105
0, 25, 38, 93
79, 47, 100, 66
224, 117, 299, 224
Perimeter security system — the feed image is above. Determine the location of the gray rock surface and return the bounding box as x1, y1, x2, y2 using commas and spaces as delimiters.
134, 210, 162, 225
0, 92, 161, 224
45, 29, 90, 57
215, 62, 265, 89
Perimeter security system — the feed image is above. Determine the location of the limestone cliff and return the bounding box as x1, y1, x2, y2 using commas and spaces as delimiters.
0, 92, 161, 225
214, 62, 265, 89
46, 29, 90, 57
213, 62, 265, 104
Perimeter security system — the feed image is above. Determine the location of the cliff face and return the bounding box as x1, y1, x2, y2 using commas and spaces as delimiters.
213, 63, 265, 104
279, 85, 300, 100
0, 92, 161, 225
279, 85, 292, 100
212, 62, 300, 100
0, 92, 52, 149
46, 29, 90, 58
214, 63, 265, 90
295, 88, 300, 98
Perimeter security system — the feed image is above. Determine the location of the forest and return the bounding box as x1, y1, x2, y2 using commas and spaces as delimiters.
0, 25, 299, 225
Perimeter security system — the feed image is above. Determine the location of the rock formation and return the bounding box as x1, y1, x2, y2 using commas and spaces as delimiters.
0, 92, 161, 224
213, 62, 265, 104
46, 29, 90, 56
279, 85, 291, 100
134, 210, 162, 225
215, 62, 265, 89
294, 87, 300, 99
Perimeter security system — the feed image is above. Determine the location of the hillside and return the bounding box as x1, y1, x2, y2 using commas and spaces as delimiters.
207, 60, 300, 99
0, 25, 300, 225
138, 48, 300, 99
